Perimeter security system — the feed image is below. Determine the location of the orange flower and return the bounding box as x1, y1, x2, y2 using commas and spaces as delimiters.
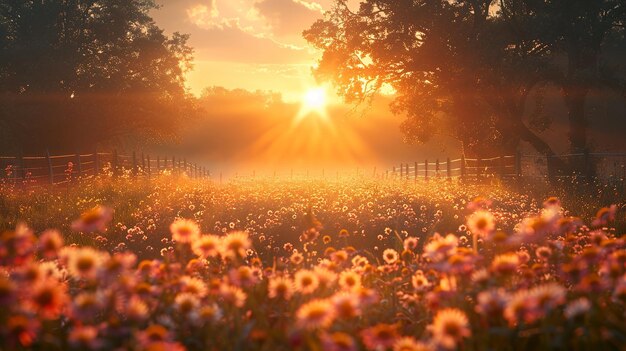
428, 308, 471, 349
170, 219, 201, 244
71, 206, 113, 232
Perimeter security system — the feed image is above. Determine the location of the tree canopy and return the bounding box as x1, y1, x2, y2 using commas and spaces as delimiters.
0, 0, 197, 153
305, 0, 626, 160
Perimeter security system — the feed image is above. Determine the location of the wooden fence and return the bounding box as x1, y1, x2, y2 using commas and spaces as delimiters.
0, 150, 210, 186
390, 152, 626, 181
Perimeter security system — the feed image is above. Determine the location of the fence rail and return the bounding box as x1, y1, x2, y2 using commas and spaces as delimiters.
389, 152, 626, 181
0, 150, 210, 187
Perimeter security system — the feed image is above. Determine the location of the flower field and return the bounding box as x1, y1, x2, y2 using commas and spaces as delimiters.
1, 174, 625, 350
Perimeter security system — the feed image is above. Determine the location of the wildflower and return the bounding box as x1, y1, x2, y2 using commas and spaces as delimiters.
294, 269, 320, 294
528, 282, 567, 316
338, 270, 362, 291
412, 270, 431, 291
6, 315, 40, 347
423, 233, 458, 262
68, 325, 100, 349
535, 246, 552, 261
314, 265, 338, 287
321, 332, 357, 351
125, 295, 149, 321
404, 237, 419, 251
219, 284, 247, 308
331, 250, 349, 263
332, 292, 361, 319
491, 253, 519, 275
70, 291, 103, 320
174, 292, 200, 316
71, 206, 113, 232
170, 219, 200, 244
37, 230, 64, 259
221, 231, 251, 259
592, 205, 617, 226
67, 247, 107, 280
393, 337, 433, 351
290, 251, 304, 265
467, 210, 496, 238
26, 278, 68, 320
199, 303, 223, 323
296, 299, 335, 330
360, 323, 398, 350
428, 308, 471, 349
228, 266, 259, 288
268, 276, 294, 300
192, 235, 221, 258
504, 289, 531, 326
383, 249, 399, 264
475, 289, 510, 320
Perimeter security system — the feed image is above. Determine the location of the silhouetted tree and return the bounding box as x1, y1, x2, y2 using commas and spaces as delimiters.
304, 0, 624, 172
0, 0, 197, 153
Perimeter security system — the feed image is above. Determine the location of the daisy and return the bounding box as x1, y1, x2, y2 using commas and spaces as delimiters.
332, 291, 361, 319
412, 270, 431, 291
170, 219, 200, 244
220, 231, 251, 260
383, 249, 399, 265
393, 337, 433, 351
67, 247, 107, 280
404, 237, 419, 251
491, 253, 519, 275
321, 332, 358, 351
192, 235, 221, 258
360, 323, 398, 350
428, 308, 471, 349
423, 233, 458, 262
26, 278, 69, 320
338, 270, 362, 291
219, 284, 247, 308
294, 269, 320, 295
296, 299, 335, 330
268, 276, 294, 300
37, 230, 64, 259
71, 206, 113, 233
467, 210, 496, 238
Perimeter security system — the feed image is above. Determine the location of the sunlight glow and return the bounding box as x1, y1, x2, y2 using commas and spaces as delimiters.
298, 87, 328, 120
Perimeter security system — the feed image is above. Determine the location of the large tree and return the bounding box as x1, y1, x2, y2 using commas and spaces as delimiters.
0, 0, 196, 153
304, 0, 624, 170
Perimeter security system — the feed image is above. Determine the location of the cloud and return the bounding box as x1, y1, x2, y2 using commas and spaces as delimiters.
187, 1, 219, 27
191, 19, 314, 64
254, 0, 324, 37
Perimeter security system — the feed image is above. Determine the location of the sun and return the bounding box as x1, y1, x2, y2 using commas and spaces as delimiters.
298, 87, 329, 120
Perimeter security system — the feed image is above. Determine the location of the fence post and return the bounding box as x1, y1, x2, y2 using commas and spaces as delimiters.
112, 149, 119, 177
132, 152, 138, 176
424, 159, 428, 180
435, 159, 440, 178
515, 150, 522, 178
18, 152, 25, 181
461, 155, 466, 181
147, 155, 151, 178
400, 163, 404, 179
446, 157, 451, 180
46, 149, 54, 184
414, 162, 418, 181
172, 156, 176, 175
75, 152, 82, 180
141, 153, 146, 175
94, 150, 99, 176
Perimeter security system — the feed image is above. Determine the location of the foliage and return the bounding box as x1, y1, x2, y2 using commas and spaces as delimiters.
0, 0, 197, 153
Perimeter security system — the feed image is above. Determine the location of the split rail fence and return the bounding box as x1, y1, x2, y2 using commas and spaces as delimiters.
0, 150, 210, 186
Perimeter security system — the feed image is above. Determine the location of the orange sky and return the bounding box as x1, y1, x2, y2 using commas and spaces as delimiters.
151, 0, 363, 101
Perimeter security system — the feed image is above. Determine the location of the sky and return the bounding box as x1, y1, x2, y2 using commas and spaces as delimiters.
151, 0, 359, 101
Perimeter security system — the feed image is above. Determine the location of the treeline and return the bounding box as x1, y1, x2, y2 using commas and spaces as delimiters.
0, 0, 198, 154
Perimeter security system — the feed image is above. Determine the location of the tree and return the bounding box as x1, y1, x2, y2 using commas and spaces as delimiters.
0, 0, 197, 153
304, 0, 566, 162
522, 0, 626, 155
304, 0, 626, 178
